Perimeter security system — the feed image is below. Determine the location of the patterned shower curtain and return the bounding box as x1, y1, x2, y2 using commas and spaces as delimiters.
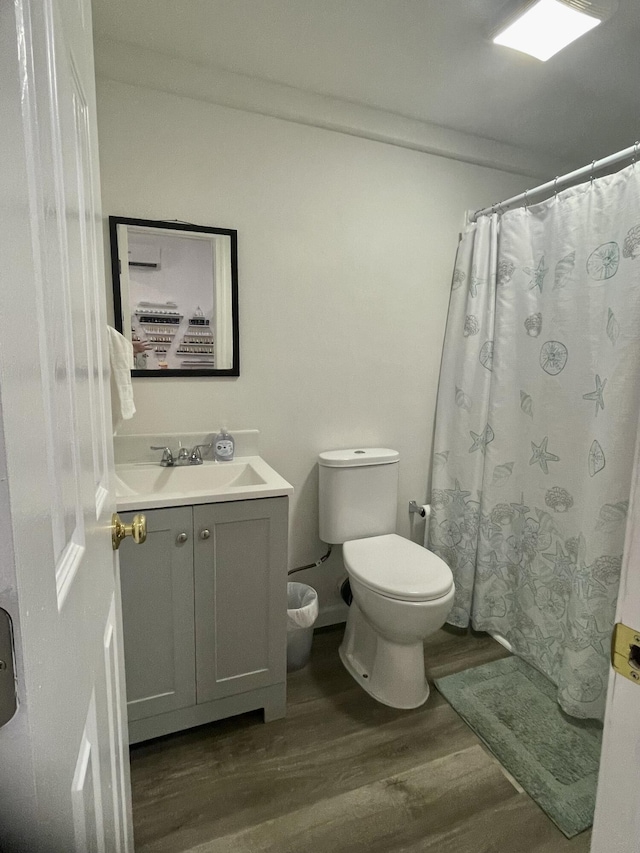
429, 163, 640, 719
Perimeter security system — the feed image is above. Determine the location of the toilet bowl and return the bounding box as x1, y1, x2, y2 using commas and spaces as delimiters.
339, 533, 454, 709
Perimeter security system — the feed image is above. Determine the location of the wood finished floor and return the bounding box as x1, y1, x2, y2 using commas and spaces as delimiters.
130, 625, 593, 853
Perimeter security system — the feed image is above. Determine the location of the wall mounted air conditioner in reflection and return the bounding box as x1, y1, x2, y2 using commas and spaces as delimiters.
128, 243, 161, 269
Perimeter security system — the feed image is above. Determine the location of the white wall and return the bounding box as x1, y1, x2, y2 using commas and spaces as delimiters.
97, 78, 530, 623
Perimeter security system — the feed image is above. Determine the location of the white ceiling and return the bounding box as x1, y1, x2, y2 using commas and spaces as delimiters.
92, 0, 640, 169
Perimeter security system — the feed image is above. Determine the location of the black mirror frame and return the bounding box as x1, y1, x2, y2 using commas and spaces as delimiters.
109, 215, 239, 377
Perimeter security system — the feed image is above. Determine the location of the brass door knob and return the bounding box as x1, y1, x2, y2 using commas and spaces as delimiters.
112, 513, 147, 551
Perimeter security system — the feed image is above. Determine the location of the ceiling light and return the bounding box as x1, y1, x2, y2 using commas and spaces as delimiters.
492, 0, 613, 61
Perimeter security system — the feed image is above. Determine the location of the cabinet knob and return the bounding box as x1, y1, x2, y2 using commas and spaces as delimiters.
176, 532, 188, 544
200, 529, 211, 540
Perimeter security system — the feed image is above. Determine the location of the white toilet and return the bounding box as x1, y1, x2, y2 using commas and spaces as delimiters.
318, 448, 455, 709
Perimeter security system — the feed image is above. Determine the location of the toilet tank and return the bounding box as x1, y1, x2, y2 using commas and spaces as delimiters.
318, 448, 400, 544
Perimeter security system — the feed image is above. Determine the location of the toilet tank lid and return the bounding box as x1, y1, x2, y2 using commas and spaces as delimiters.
318, 448, 399, 467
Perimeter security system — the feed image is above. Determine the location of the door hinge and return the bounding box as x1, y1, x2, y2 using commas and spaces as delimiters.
611, 622, 640, 684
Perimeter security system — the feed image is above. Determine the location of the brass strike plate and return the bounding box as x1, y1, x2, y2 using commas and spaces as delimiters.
611, 622, 640, 684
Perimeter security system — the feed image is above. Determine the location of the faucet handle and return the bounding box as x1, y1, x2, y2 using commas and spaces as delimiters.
189, 443, 212, 464
150, 446, 175, 466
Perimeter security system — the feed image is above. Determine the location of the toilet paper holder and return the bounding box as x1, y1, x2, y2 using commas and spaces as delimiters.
409, 500, 427, 518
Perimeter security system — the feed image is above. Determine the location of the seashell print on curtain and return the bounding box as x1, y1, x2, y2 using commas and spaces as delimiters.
429, 164, 640, 719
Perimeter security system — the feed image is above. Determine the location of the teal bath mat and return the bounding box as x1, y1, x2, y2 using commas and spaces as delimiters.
435, 656, 602, 838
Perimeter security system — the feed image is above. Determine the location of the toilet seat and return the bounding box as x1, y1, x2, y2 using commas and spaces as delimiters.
343, 533, 453, 602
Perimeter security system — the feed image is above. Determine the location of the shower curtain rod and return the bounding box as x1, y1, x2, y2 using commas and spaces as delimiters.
471, 140, 640, 223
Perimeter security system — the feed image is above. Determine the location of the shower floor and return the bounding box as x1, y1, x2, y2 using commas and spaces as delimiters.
130, 625, 593, 853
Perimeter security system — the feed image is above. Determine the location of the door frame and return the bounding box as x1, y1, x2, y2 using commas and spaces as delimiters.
591, 429, 640, 852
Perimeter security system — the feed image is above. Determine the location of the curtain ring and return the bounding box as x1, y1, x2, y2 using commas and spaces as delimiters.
591, 159, 597, 185
633, 141, 639, 166
524, 190, 529, 210
553, 176, 559, 198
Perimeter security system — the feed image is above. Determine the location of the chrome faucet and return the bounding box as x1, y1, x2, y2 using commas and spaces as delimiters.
188, 443, 212, 465
150, 443, 212, 466
150, 446, 175, 467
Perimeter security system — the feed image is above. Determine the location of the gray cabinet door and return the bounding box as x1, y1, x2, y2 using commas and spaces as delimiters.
194, 497, 288, 704
120, 506, 196, 721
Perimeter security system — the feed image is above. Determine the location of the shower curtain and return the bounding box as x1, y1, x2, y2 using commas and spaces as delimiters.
429, 163, 640, 719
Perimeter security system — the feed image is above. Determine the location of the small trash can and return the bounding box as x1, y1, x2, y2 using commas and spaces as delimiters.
287, 582, 319, 672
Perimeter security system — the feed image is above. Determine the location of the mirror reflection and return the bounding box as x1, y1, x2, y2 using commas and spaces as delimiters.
109, 217, 239, 376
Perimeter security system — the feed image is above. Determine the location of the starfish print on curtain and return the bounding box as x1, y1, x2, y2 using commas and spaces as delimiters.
524, 256, 548, 291
529, 437, 560, 474
583, 374, 607, 416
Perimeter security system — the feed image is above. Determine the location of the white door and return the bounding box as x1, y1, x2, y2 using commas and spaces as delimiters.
591, 436, 640, 852
0, 0, 134, 851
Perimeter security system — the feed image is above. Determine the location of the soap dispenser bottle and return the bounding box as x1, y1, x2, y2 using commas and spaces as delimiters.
214, 427, 235, 462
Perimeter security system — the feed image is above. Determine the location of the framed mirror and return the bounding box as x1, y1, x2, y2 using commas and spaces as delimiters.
109, 216, 239, 377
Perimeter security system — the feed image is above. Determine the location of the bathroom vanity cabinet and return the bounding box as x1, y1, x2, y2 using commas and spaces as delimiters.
118, 496, 288, 743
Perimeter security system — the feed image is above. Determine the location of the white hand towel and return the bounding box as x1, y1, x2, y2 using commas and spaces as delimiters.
107, 326, 136, 420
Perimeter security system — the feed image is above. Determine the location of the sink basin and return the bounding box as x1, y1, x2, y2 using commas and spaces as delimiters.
115, 456, 293, 511
117, 461, 265, 494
